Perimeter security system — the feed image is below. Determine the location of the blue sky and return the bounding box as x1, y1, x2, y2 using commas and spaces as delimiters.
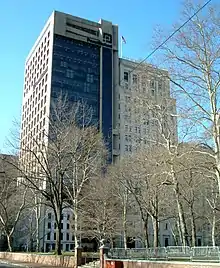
0, 0, 184, 153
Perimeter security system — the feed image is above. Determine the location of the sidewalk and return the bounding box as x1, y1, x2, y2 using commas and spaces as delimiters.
0, 259, 66, 268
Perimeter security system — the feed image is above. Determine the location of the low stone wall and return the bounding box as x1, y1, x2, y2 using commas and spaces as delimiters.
0, 252, 76, 267
105, 260, 220, 268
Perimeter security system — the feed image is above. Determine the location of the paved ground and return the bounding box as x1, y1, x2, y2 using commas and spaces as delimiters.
0, 259, 67, 268
0, 261, 25, 267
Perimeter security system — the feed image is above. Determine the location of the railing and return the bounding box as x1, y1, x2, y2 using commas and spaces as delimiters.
191, 247, 220, 262
106, 246, 220, 262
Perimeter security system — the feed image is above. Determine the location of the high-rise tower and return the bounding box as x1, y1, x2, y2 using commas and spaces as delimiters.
20, 11, 118, 162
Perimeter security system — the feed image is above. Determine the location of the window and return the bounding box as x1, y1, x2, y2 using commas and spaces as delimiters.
48, 222, 51, 229
67, 214, 70, 220
61, 61, 67, 68
125, 96, 131, 102
66, 69, 74, 79
151, 89, 155, 96
54, 233, 56, 240
48, 213, 51, 220
158, 81, 163, 90
67, 223, 70, 229
87, 73, 93, 83
124, 71, 129, 82
151, 80, 155, 89
61, 223, 63, 229
66, 233, 69, 241
133, 74, 137, 84
47, 232, 50, 240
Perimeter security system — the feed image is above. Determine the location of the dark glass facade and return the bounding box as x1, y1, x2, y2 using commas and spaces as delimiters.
102, 48, 113, 161
51, 34, 100, 124
50, 34, 113, 159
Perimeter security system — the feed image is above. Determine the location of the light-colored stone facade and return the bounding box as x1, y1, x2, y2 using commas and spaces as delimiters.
114, 58, 177, 157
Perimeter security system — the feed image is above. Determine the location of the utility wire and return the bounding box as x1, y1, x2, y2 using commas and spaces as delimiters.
117, 0, 211, 86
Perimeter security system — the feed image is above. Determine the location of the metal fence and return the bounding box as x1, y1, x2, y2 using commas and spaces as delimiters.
106, 246, 220, 262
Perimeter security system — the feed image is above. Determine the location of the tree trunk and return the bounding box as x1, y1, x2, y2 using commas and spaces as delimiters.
214, 139, 220, 195
34, 194, 41, 252
143, 216, 150, 248
172, 172, 189, 247
55, 208, 62, 255
55, 226, 62, 255
122, 201, 127, 249
190, 206, 196, 247
151, 216, 159, 248
176, 196, 188, 247
176, 218, 183, 246
36, 210, 40, 252
74, 203, 79, 260
170, 221, 178, 246
6, 234, 13, 252
212, 210, 216, 247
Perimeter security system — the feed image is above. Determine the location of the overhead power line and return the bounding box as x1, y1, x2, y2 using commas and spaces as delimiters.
117, 0, 211, 86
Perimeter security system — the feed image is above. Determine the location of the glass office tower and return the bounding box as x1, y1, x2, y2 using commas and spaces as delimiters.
20, 11, 119, 162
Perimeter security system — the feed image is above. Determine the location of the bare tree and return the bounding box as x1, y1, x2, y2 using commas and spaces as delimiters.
81, 175, 121, 247
154, 0, 220, 194
16, 97, 106, 255
0, 155, 27, 251
63, 124, 106, 252
114, 148, 170, 248
105, 165, 137, 249
125, 79, 190, 247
